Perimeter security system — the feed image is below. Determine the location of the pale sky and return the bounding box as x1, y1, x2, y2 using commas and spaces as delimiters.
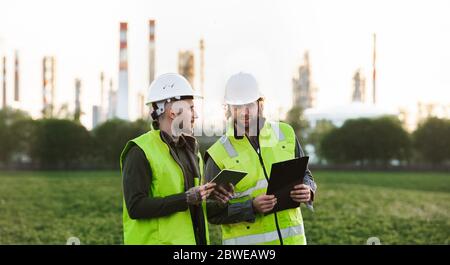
1, 0, 449, 128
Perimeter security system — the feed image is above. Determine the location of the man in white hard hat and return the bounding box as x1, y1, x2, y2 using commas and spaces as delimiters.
205, 72, 317, 245
120, 73, 233, 245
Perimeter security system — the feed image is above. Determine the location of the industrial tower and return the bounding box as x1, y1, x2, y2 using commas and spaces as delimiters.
117, 22, 129, 120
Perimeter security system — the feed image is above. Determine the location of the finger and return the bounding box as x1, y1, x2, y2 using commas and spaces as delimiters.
290, 190, 301, 195
260, 197, 276, 203
205, 183, 216, 190
218, 186, 233, 198
261, 205, 275, 212
212, 192, 228, 204
261, 195, 275, 200
291, 194, 309, 201
294, 184, 308, 190
205, 189, 214, 196
206, 183, 216, 189
293, 184, 303, 189
291, 194, 310, 200
217, 195, 228, 204
291, 193, 310, 198
212, 190, 224, 200
224, 185, 234, 197
218, 198, 227, 204
291, 198, 301, 203
205, 188, 215, 195
205, 187, 216, 194
228, 183, 235, 194
291, 189, 310, 195
213, 190, 229, 202
260, 199, 277, 207
290, 192, 309, 198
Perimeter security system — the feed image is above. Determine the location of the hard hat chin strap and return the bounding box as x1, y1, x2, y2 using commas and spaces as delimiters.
150, 96, 182, 120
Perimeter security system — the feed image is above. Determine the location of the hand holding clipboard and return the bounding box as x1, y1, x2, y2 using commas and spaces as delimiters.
265, 156, 309, 215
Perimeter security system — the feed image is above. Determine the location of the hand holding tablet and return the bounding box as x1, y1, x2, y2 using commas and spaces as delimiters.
208, 169, 247, 204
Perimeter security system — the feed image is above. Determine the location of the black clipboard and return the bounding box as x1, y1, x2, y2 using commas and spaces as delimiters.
265, 156, 309, 214
209, 169, 247, 187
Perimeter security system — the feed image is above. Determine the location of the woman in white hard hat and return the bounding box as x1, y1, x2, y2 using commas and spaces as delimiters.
205, 72, 317, 245
120, 73, 233, 245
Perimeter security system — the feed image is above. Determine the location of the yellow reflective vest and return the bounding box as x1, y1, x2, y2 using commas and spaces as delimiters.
206, 121, 306, 245
120, 130, 209, 245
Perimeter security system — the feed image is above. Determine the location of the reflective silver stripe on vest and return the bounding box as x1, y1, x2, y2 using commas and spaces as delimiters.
269, 121, 285, 141
233, 179, 268, 199
222, 224, 304, 245
219, 135, 238, 158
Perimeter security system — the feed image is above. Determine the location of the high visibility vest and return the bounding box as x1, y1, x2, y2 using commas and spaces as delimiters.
206, 121, 306, 245
120, 129, 209, 245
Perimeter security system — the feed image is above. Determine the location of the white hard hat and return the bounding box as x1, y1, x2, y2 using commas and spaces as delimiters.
224, 72, 263, 105
146, 73, 202, 105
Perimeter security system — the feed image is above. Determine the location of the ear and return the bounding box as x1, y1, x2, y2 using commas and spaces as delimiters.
168, 106, 177, 120
258, 100, 264, 113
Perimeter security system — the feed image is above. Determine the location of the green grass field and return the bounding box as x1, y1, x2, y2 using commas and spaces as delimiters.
0, 170, 449, 245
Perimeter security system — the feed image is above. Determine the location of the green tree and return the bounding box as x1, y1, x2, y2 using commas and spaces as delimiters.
306, 119, 336, 164
91, 119, 151, 168
0, 107, 31, 165
285, 106, 309, 140
320, 116, 411, 166
371, 116, 411, 165
9, 118, 38, 164
30, 119, 92, 169
413, 117, 450, 165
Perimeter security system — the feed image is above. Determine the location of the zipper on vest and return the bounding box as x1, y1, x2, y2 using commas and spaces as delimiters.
256, 147, 284, 245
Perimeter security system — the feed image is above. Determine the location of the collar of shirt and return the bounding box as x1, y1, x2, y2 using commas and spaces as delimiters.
159, 130, 198, 154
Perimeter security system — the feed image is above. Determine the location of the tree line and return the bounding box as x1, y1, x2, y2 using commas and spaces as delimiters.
286, 106, 450, 167
1, 107, 449, 169
0, 107, 150, 169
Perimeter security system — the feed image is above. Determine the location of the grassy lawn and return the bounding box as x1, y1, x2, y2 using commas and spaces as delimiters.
0, 170, 448, 244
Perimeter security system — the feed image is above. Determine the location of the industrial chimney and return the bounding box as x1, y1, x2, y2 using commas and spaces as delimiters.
117, 22, 129, 120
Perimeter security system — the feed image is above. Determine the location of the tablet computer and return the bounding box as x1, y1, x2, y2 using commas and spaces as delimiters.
209, 169, 248, 187
265, 156, 309, 214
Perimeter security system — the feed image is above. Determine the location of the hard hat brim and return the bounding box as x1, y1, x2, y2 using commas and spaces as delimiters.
224, 95, 263, 106
146, 92, 203, 105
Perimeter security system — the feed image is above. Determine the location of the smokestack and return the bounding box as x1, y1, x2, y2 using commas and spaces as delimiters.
352, 69, 366, 103
372, 33, 376, 105
2, 56, 6, 108
74, 78, 81, 121
14, 50, 19, 102
178, 50, 195, 86
108, 78, 116, 119
149, 20, 156, 86
92, 105, 100, 128
42, 56, 56, 118
117, 22, 129, 120
42, 58, 45, 114
138, 92, 145, 119
51, 57, 55, 114
100, 72, 105, 122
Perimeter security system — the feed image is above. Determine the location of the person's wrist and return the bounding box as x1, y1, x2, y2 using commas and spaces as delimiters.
251, 198, 257, 214
185, 186, 201, 205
